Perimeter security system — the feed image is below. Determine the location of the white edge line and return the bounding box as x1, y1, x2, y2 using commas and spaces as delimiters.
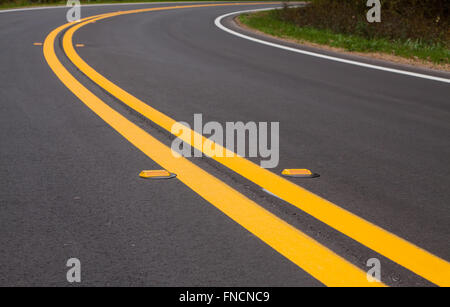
214, 7, 450, 84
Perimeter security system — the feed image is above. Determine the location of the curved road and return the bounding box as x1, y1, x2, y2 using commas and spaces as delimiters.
0, 2, 449, 286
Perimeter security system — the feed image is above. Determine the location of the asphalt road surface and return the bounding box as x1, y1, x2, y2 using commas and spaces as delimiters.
0, 2, 449, 287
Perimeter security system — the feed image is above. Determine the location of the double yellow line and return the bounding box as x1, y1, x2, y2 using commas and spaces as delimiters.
44, 3, 449, 286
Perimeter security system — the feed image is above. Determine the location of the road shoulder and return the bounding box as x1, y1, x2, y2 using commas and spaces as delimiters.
233, 12, 450, 75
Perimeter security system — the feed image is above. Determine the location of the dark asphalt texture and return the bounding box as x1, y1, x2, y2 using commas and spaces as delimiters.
0, 2, 449, 286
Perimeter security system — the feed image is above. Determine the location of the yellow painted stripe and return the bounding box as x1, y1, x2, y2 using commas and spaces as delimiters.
63, 6, 450, 286
62, 6, 450, 286
44, 5, 383, 287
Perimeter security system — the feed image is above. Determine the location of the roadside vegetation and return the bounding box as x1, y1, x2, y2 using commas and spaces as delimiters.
239, 0, 449, 66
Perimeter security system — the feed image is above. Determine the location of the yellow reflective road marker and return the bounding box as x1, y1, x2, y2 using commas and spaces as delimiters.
44, 5, 383, 287
75, 44, 85, 47
283, 169, 312, 175
282, 169, 319, 178
33, 42, 43, 46
61, 6, 450, 287
139, 170, 176, 179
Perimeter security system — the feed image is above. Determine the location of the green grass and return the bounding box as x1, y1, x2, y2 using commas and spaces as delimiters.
239, 11, 450, 65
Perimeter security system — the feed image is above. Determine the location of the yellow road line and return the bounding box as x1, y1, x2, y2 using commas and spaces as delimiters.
44, 4, 383, 287
62, 5, 450, 286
